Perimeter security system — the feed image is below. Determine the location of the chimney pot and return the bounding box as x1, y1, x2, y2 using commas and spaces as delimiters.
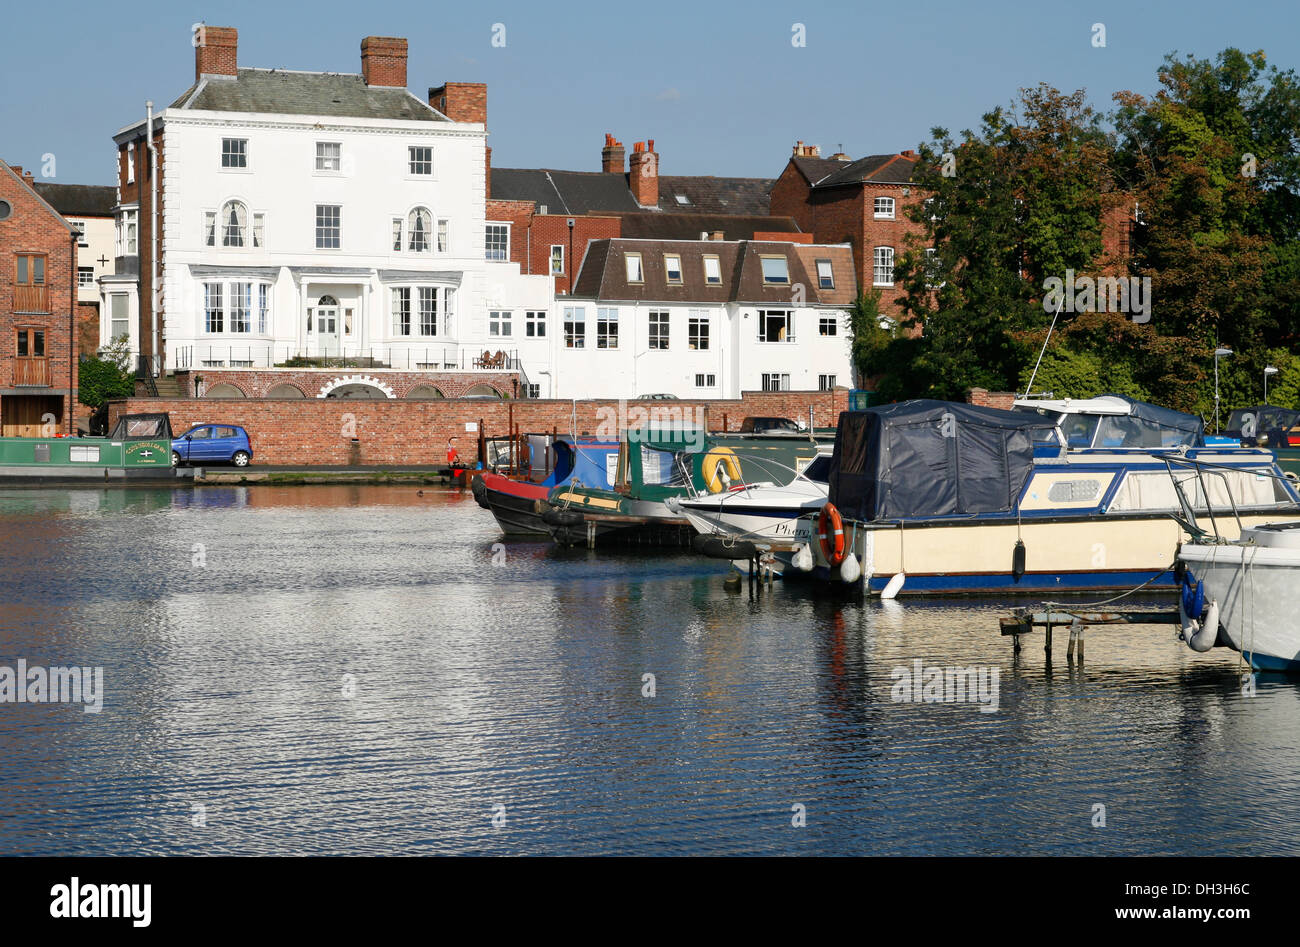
601, 133, 625, 174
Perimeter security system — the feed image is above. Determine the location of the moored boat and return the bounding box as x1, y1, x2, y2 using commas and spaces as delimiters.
477, 438, 619, 535
792, 400, 1300, 596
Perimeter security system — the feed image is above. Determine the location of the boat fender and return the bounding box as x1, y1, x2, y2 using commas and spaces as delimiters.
691, 533, 759, 561
1180, 572, 1205, 623
470, 475, 489, 509
839, 552, 862, 584
542, 508, 584, 529
791, 543, 814, 572
880, 572, 906, 600
1180, 598, 1220, 653
1012, 540, 1026, 580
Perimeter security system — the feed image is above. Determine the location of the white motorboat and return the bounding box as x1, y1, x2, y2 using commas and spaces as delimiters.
667, 448, 832, 551
1179, 523, 1300, 671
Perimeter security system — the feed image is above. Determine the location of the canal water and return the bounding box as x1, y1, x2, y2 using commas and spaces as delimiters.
1, 484, 1297, 856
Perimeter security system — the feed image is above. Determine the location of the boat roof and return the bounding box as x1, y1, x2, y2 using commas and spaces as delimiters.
1014, 395, 1137, 416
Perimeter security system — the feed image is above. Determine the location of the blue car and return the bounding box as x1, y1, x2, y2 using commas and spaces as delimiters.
171, 424, 253, 467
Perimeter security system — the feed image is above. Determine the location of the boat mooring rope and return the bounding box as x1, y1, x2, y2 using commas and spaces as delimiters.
1042, 561, 1177, 612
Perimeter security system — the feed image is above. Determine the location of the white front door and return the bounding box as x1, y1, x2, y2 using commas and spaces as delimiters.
309, 294, 342, 357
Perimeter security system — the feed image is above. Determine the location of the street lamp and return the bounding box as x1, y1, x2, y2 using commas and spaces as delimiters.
1265, 365, 1279, 405
1214, 347, 1233, 433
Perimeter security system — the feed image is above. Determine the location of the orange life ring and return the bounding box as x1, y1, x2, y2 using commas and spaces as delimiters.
817, 502, 846, 567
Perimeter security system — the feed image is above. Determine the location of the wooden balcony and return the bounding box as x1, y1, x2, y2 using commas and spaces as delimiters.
13, 285, 49, 313
13, 358, 50, 387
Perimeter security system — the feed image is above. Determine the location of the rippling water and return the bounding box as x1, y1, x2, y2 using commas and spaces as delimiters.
0, 484, 1297, 855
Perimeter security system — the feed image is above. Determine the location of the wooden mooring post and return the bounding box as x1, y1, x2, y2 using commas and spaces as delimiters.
1000, 608, 1179, 664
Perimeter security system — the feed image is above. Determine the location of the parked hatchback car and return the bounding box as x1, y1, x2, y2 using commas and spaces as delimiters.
172, 424, 253, 467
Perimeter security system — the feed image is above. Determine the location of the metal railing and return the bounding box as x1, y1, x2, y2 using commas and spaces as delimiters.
167, 344, 526, 372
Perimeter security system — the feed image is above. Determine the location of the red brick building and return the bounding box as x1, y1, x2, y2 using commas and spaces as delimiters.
770, 143, 925, 318
0, 163, 80, 436
490, 134, 799, 295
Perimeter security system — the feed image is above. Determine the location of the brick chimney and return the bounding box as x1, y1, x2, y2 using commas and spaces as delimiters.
629, 140, 658, 208
428, 83, 487, 124
602, 134, 625, 173
195, 26, 238, 81
792, 140, 821, 158
361, 36, 408, 88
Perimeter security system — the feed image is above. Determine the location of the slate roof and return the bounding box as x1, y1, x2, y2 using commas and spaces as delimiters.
789, 156, 853, 184
167, 69, 446, 122
31, 182, 117, 217
812, 153, 918, 188
492, 168, 777, 216
615, 212, 800, 241
656, 176, 774, 214
571, 238, 856, 305
490, 168, 641, 214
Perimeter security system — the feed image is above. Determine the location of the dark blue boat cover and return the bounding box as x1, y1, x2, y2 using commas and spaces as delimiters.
1100, 393, 1204, 443
828, 401, 1057, 520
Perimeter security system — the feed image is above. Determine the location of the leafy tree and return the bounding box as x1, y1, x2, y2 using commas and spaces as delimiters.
78, 335, 134, 409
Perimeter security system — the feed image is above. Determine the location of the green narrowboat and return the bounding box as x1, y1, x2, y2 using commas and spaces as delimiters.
0, 413, 189, 483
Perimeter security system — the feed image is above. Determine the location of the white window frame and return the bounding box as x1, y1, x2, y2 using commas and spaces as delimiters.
489, 309, 513, 338
694, 373, 717, 388
486, 223, 510, 261
418, 288, 439, 337
596, 307, 619, 349
550, 245, 564, 276
818, 315, 838, 336
648, 309, 669, 350
437, 218, 449, 253
757, 309, 794, 343
221, 137, 248, 170
761, 373, 791, 392
563, 306, 585, 349
873, 246, 894, 287
526, 310, 547, 338
874, 196, 895, 220
77, 266, 95, 287
316, 205, 342, 250
688, 311, 710, 351
408, 145, 433, 177
125, 143, 135, 184
315, 141, 342, 173
819, 374, 837, 391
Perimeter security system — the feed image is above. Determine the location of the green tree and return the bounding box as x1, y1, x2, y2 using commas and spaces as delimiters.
78, 336, 135, 409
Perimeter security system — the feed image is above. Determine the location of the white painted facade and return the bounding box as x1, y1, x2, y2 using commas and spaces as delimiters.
103, 92, 552, 384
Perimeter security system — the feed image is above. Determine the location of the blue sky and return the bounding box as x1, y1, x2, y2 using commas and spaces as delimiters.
4, 0, 1299, 185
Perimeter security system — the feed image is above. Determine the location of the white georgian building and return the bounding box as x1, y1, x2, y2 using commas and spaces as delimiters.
103, 30, 550, 390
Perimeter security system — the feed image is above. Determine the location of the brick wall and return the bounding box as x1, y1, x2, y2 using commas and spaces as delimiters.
966, 387, 1016, 410
76, 301, 99, 356
191, 368, 522, 399
117, 124, 164, 365
0, 165, 79, 433
360, 36, 407, 88
108, 388, 849, 465
483, 202, 622, 295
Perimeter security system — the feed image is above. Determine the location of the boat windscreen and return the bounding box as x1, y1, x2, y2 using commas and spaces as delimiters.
640, 446, 691, 486
801, 454, 832, 483
1095, 414, 1195, 448
1057, 413, 1101, 449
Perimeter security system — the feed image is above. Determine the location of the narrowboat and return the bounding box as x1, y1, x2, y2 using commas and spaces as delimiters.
475, 437, 620, 536
0, 413, 190, 483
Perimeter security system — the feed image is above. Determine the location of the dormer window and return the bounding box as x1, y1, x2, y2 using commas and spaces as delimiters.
625, 252, 644, 283
664, 253, 682, 284
674, 194, 691, 205
760, 256, 789, 285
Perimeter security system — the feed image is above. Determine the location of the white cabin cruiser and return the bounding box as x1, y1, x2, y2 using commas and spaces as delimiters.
667, 448, 832, 550
1173, 458, 1300, 672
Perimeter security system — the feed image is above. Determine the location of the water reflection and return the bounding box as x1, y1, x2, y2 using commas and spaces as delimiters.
0, 485, 1297, 855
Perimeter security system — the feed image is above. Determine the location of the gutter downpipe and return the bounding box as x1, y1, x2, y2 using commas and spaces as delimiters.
146, 101, 159, 377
